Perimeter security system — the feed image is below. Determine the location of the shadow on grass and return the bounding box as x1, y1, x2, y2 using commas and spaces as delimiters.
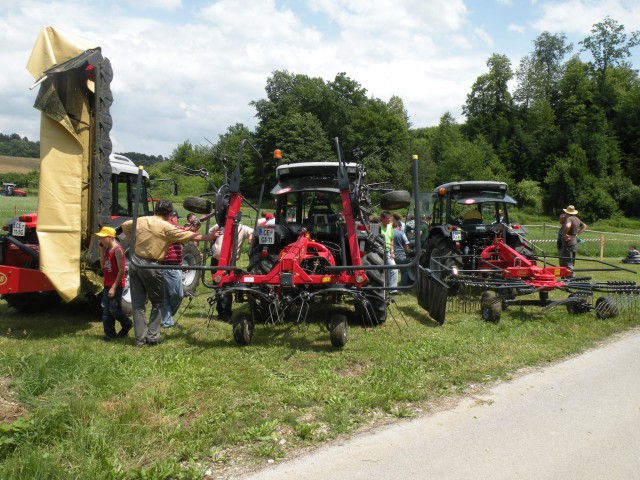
0, 299, 97, 339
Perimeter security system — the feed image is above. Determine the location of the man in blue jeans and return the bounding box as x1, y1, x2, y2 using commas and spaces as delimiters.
379, 211, 397, 294
392, 220, 410, 288
161, 211, 184, 328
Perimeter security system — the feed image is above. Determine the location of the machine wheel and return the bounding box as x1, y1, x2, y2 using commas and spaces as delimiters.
595, 296, 619, 319
480, 291, 501, 323
181, 242, 202, 296
329, 314, 348, 348
566, 294, 590, 315
233, 313, 254, 345
3, 291, 61, 313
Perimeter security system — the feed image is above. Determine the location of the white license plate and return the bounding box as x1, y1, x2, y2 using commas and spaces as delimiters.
451, 231, 462, 241
258, 226, 275, 244
12, 221, 26, 236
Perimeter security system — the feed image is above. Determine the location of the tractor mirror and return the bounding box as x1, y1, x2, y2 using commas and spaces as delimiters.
380, 190, 411, 210
183, 196, 212, 214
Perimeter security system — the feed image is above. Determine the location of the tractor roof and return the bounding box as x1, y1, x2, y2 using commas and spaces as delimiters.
272, 162, 360, 196
435, 181, 508, 194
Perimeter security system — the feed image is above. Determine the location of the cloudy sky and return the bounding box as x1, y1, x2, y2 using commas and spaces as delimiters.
1, 0, 639, 157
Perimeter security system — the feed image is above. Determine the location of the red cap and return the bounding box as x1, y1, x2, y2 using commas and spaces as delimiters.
265, 213, 274, 219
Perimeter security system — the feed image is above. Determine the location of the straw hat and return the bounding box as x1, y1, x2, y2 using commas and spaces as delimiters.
563, 205, 579, 215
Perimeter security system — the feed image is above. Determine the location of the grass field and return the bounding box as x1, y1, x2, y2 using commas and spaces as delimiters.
0, 256, 638, 478
0, 155, 39, 174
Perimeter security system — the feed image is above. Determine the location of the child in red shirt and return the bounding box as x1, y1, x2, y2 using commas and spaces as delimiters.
96, 226, 133, 341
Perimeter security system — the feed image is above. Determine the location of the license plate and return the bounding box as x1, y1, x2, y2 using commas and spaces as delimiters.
12, 221, 26, 236
258, 226, 275, 244
451, 231, 462, 241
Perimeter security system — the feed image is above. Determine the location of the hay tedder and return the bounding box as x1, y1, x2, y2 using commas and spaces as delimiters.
421, 227, 640, 324
176, 138, 420, 347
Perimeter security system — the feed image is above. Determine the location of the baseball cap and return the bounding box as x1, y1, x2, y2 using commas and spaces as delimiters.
172, 210, 181, 218
95, 226, 116, 238
265, 213, 274, 219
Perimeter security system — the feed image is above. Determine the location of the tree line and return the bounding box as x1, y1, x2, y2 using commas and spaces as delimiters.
153, 16, 639, 222
0, 134, 39, 158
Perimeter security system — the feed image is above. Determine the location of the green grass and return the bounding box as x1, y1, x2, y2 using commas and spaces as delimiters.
0, 260, 638, 478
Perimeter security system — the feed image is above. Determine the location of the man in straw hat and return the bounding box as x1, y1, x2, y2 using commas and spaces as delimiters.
560, 205, 587, 272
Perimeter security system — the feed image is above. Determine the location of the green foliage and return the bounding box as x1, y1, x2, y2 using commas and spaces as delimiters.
512, 179, 543, 210
0, 134, 39, 158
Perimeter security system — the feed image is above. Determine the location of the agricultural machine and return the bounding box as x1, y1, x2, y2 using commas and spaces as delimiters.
175, 139, 421, 347
416, 182, 640, 324
0, 183, 27, 197
0, 27, 201, 313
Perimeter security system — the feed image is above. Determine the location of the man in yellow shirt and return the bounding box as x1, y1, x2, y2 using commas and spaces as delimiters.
121, 200, 218, 347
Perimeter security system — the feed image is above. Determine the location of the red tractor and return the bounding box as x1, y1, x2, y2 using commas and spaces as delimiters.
0, 183, 27, 197
185, 139, 415, 347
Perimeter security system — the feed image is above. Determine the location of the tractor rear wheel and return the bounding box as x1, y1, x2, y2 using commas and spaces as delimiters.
425, 236, 463, 293
359, 236, 387, 326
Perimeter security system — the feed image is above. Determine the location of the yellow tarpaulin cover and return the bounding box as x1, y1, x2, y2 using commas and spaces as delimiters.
26, 26, 98, 302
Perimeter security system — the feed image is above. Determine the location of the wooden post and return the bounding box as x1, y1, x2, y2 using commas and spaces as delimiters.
599, 235, 605, 261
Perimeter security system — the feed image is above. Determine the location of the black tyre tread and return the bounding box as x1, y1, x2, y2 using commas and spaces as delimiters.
233, 314, 254, 345
480, 290, 501, 323
359, 234, 387, 326
595, 296, 619, 319
329, 314, 348, 348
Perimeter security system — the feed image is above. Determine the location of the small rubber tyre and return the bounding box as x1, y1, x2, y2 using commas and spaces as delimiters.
595, 296, 619, 319
233, 313, 254, 345
380, 190, 411, 210
480, 290, 501, 323
181, 242, 203, 296
566, 294, 589, 315
329, 314, 348, 348
183, 196, 212, 214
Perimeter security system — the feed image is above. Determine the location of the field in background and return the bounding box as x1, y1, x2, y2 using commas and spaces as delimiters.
0, 155, 39, 174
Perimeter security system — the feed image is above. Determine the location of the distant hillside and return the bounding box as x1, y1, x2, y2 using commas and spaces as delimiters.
0, 155, 39, 173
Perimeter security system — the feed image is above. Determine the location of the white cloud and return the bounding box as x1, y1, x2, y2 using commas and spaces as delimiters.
532, 0, 640, 35
508, 23, 525, 34
2, 0, 637, 157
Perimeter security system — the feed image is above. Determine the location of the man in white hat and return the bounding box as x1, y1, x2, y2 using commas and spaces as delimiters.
560, 205, 587, 271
